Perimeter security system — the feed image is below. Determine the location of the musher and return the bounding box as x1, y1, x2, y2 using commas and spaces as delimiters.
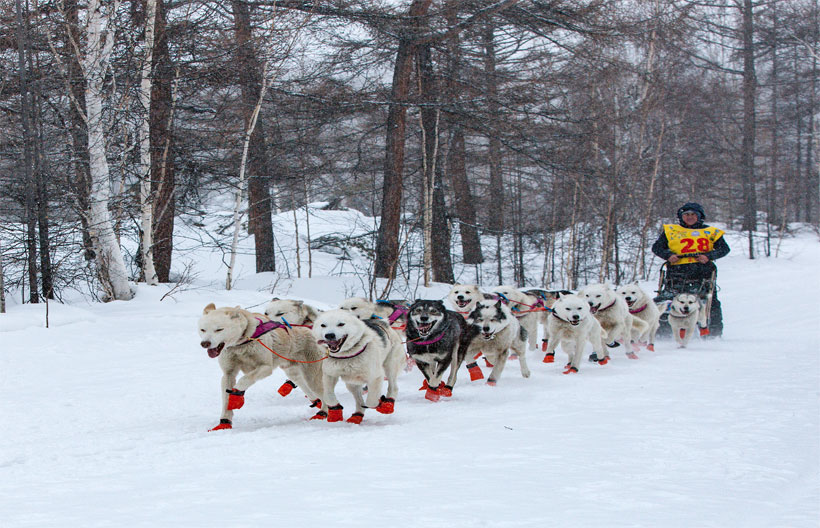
651, 202, 729, 337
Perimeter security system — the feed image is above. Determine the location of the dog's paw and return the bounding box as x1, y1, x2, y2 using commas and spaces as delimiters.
375, 396, 395, 414
310, 410, 327, 420
346, 412, 364, 424
424, 385, 440, 402
543, 352, 555, 363
486, 378, 497, 386
277, 380, 297, 397
418, 379, 429, 391
562, 366, 578, 374
209, 419, 232, 431
226, 389, 245, 410
597, 356, 609, 366
440, 384, 453, 398
646, 343, 655, 352
327, 404, 344, 422
625, 351, 639, 360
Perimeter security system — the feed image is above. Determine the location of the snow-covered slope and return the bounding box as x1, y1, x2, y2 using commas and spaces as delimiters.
0, 216, 818, 527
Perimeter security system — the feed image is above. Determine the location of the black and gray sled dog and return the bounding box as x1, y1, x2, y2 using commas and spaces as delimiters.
405, 299, 469, 402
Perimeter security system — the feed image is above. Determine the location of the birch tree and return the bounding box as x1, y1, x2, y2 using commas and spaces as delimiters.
138, 0, 159, 285
82, 0, 133, 300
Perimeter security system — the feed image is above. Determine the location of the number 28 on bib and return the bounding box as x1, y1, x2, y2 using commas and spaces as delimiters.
663, 224, 725, 265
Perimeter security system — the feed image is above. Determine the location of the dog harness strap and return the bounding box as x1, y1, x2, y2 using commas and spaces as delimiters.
551, 311, 569, 323
629, 304, 648, 314
251, 318, 289, 339
414, 332, 446, 346
388, 305, 408, 323
329, 344, 368, 359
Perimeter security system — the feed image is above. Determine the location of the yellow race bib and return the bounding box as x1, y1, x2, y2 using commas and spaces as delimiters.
663, 224, 725, 265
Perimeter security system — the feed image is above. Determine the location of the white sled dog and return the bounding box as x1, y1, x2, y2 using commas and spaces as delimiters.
490, 285, 542, 352
544, 293, 607, 373
338, 296, 408, 333
311, 309, 404, 424
198, 304, 324, 431
663, 293, 704, 348
461, 300, 531, 384
615, 283, 661, 351
581, 282, 648, 361
265, 298, 319, 327
447, 284, 489, 316
264, 298, 321, 398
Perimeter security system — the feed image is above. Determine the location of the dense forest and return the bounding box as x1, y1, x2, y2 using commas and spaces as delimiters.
0, 0, 817, 304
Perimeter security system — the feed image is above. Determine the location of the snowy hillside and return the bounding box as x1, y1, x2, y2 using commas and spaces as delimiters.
0, 210, 818, 527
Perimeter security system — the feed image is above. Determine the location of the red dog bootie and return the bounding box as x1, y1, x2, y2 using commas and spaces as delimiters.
647, 343, 655, 352
484, 357, 494, 368
209, 419, 232, 431
277, 380, 297, 397
466, 362, 484, 381
563, 366, 578, 375
543, 352, 555, 363
327, 404, 344, 422
310, 410, 327, 420
425, 385, 440, 402
699, 326, 710, 337
226, 388, 245, 410
597, 356, 609, 366
439, 382, 453, 398
375, 396, 395, 414
419, 379, 429, 391
347, 412, 364, 424
541, 339, 549, 352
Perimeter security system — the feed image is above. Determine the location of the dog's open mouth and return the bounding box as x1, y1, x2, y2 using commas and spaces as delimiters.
319, 336, 347, 353
481, 331, 496, 340
570, 320, 581, 326
626, 299, 636, 307
455, 299, 471, 308
207, 343, 225, 358
589, 305, 600, 314
417, 322, 434, 336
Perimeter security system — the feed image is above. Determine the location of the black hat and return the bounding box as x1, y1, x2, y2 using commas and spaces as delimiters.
677, 202, 705, 222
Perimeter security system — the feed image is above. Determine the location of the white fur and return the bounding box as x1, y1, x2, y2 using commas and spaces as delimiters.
545, 294, 606, 371
447, 284, 484, 316
197, 304, 324, 429
581, 283, 648, 352
312, 309, 404, 419
264, 298, 319, 326
666, 293, 703, 348
615, 283, 661, 347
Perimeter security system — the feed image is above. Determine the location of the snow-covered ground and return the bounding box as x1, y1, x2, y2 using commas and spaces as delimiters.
1, 212, 818, 527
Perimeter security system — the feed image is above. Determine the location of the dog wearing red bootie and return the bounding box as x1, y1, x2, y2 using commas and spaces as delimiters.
198, 303, 325, 431
405, 299, 469, 400
459, 300, 530, 385
544, 293, 607, 374
312, 309, 404, 424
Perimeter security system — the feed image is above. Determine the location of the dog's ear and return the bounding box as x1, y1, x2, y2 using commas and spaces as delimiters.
494, 299, 503, 309
203, 303, 216, 314
271, 297, 280, 301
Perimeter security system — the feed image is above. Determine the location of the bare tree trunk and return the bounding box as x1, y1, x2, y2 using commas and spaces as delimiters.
482, 22, 504, 285
150, 0, 176, 282
139, 0, 159, 285
82, 0, 133, 300
374, 0, 433, 279
741, 0, 758, 256
0, 238, 5, 313
62, 0, 95, 263
232, 0, 275, 273
33, 86, 54, 299
444, 0, 482, 267
15, 0, 38, 303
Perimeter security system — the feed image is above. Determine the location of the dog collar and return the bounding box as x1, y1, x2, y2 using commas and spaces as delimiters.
629, 304, 647, 314
413, 331, 446, 346
593, 300, 616, 313
329, 344, 368, 359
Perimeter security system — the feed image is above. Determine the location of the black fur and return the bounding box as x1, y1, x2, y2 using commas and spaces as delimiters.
406, 300, 468, 387
363, 318, 389, 346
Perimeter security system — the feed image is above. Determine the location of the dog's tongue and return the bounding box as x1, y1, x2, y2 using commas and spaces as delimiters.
419, 323, 433, 335
590, 306, 599, 314
207, 345, 222, 358
456, 300, 469, 307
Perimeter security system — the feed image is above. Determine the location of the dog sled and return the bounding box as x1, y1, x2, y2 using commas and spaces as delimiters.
654, 261, 721, 338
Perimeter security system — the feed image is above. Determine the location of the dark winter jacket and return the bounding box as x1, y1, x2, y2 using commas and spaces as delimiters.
651, 203, 730, 279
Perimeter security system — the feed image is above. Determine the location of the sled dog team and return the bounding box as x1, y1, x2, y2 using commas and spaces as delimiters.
198, 283, 708, 431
